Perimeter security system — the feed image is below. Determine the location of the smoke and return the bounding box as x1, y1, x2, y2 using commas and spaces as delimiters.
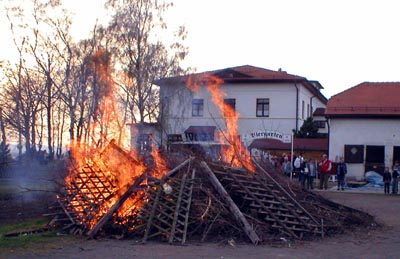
2, 160, 65, 203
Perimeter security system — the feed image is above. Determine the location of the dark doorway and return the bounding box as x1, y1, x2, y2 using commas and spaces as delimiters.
393, 146, 400, 166
365, 145, 385, 175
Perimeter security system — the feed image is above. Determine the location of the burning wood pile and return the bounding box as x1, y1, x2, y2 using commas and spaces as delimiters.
49, 140, 375, 245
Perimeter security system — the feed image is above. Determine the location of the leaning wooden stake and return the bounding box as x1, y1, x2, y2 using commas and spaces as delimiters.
161, 156, 195, 180
200, 161, 260, 245
87, 172, 147, 238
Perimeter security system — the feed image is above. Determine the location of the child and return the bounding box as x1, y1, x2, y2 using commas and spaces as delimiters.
383, 167, 392, 194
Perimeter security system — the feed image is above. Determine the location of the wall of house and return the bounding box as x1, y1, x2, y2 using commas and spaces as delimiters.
160, 82, 326, 148
329, 118, 400, 180
130, 124, 161, 152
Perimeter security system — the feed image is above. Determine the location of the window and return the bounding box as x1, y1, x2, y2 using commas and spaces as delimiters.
315, 120, 326, 129
186, 133, 213, 141
137, 134, 152, 151
167, 134, 183, 142
256, 98, 269, 117
184, 126, 216, 141
223, 98, 236, 116
192, 99, 204, 117
344, 145, 364, 163
302, 100, 305, 119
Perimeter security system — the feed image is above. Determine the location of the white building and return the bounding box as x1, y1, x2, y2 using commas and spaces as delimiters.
325, 82, 400, 180
153, 65, 327, 153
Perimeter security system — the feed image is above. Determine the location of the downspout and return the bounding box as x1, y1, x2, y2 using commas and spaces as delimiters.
325, 114, 330, 157
294, 81, 299, 132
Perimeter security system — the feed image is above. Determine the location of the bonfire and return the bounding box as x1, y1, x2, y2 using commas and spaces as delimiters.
48, 74, 376, 245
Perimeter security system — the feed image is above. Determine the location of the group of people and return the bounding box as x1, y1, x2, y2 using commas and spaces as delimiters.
383, 161, 400, 194
279, 153, 347, 191
292, 155, 318, 190
273, 150, 400, 194
262, 150, 400, 193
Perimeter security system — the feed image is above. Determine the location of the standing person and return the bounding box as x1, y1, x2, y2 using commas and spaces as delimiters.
383, 167, 392, 194
300, 158, 307, 189
392, 161, 399, 194
281, 156, 292, 176
318, 154, 332, 190
336, 157, 347, 190
306, 158, 317, 190
279, 153, 287, 166
274, 156, 282, 172
293, 154, 303, 179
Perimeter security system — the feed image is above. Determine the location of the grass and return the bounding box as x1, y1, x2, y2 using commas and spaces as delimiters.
0, 218, 53, 249
0, 162, 76, 255
0, 218, 78, 255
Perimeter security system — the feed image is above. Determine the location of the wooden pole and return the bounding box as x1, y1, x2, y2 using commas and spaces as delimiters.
200, 161, 260, 245
161, 156, 194, 180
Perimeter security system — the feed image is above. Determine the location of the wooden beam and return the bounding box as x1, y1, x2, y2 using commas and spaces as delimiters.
161, 156, 195, 180
200, 161, 260, 245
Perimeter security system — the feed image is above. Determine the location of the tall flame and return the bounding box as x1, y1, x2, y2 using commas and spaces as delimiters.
63, 49, 150, 230
186, 75, 254, 171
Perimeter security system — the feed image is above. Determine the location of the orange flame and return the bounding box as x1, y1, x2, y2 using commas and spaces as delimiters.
150, 142, 169, 179
63, 49, 147, 230
186, 75, 254, 171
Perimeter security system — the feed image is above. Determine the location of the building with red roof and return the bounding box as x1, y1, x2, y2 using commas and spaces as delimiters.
325, 82, 400, 180
140, 65, 328, 158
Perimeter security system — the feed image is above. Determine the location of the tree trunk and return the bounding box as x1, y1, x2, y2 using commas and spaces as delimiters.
46, 74, 53, 160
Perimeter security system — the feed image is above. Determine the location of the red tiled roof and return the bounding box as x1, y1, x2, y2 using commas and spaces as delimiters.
156, 65, 307, 84
155, 65, 328, 104
213, 65, 306, 81
326, 82, 400, 116
249, 138, 328, 151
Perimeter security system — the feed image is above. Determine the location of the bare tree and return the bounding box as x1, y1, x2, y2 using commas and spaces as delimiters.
2, 64, 47, 158
106, 0, 190, 123
1, 0, 191, 158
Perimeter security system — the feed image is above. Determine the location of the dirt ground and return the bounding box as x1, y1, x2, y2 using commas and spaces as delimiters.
2, 189, 400, 259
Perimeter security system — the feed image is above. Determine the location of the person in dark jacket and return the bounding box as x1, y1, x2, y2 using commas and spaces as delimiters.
392, 161, 399, 194
336, 157, 347, 190
383, 167, 392, 194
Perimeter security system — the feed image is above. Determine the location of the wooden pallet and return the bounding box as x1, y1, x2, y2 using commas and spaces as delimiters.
209, 162, 323, 239
139, 169, 196, 244
57, 161, 117, 231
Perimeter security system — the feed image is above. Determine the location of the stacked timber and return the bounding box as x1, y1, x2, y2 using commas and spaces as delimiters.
49, 145, 376, 245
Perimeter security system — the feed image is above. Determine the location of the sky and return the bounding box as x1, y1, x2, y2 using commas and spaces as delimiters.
2, 0, 400, 98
